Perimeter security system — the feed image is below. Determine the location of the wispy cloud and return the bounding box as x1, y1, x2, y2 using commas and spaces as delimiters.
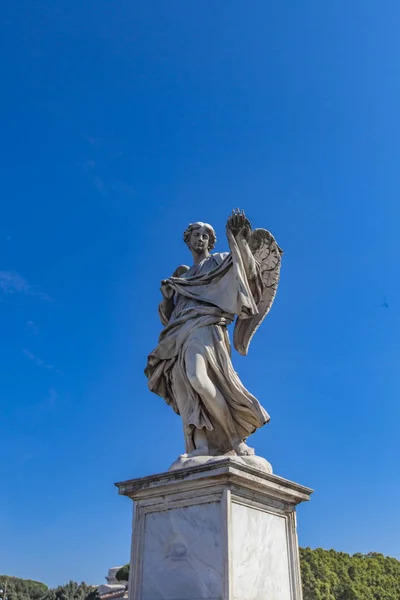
87, 173, 135, 197
80, 143, 134, 198
93, 175, 107, 196
111, 178, 136, 196
0, 226, 12, 242
81, 159, 107, 196
19, 452, 36, 464
43, 387, 59, 410
23, 349, 55, 370
0, 271, 52, 301
85, 136, 103, 147
26, 320, 40, 335
0, 271, 30, 293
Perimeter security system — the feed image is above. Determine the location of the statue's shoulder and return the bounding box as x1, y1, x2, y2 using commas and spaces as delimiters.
172, 265, 190, 277
212, 252, 230, 265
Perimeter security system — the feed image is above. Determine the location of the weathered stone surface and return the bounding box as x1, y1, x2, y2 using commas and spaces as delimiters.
145, 210, 283, 457
168, 453, 273, 474
231, 503, 292, 600
116, 459, 313, 600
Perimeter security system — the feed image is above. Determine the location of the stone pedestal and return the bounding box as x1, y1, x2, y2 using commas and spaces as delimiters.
115, 457, 313, 600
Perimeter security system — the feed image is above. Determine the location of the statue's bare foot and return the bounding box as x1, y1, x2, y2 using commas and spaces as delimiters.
234, 441, 255, 456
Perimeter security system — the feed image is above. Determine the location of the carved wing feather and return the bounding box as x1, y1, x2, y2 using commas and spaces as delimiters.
234, 228, 283, 356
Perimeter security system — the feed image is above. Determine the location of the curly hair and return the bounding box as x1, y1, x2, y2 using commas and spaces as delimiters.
183, 222, 217, 251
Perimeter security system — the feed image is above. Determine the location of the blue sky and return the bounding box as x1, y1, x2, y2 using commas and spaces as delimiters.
1, 0, 399, 588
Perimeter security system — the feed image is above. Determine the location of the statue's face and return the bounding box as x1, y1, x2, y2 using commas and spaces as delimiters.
189, 226, 210, 253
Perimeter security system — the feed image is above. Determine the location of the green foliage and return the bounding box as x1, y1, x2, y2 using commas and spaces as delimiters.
40, 581, 96, 600
300, 548, 400, 600
0, 576, 47, 600
0, 578, 97, 600
115, 566, 129, 582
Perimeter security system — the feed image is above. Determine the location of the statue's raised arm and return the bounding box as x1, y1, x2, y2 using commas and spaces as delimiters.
229, 210, 283, 355
145, 209, 283, 470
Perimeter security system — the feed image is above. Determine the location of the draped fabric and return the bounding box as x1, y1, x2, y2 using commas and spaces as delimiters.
145, 231, 270, 454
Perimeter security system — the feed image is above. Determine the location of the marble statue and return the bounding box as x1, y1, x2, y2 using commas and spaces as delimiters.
145, 209, 282, 460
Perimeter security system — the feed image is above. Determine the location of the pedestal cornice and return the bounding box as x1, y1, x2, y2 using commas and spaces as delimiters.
115, 456, 313, 507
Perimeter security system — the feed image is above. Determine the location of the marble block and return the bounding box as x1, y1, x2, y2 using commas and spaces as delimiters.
115, 457, 313, 600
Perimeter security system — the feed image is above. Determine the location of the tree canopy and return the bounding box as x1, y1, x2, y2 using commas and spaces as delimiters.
39, 581, 97, 600
300, 548, 400, 600
0, 576, 48, 600
0, 576, 47, 600
115, 566, 129, 583
0, 578, 98, 600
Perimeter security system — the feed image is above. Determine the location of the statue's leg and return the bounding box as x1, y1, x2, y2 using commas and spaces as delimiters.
185, 349, 252, 455
190, 427, 209, 457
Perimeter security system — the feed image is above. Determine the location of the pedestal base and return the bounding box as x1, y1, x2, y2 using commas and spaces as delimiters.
116, 457, 313, 600
168, 453, 273, 474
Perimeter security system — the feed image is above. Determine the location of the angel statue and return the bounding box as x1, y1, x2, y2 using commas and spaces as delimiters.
145, 209, 282, 463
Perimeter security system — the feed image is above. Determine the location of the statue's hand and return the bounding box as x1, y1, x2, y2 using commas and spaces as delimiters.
236, 222, 251, 243
160, 280, 174, 300
227, 208, 251, 239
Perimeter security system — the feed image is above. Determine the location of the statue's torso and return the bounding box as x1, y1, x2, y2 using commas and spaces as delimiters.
170, 253, 228, 323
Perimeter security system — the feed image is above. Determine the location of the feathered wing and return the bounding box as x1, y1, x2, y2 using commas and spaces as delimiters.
234, 228, 283, 356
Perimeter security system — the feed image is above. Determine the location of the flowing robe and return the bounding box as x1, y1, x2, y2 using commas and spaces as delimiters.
145, 232, 270, 455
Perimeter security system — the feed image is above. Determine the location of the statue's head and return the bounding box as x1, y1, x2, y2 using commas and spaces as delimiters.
183, 222, 217, 252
